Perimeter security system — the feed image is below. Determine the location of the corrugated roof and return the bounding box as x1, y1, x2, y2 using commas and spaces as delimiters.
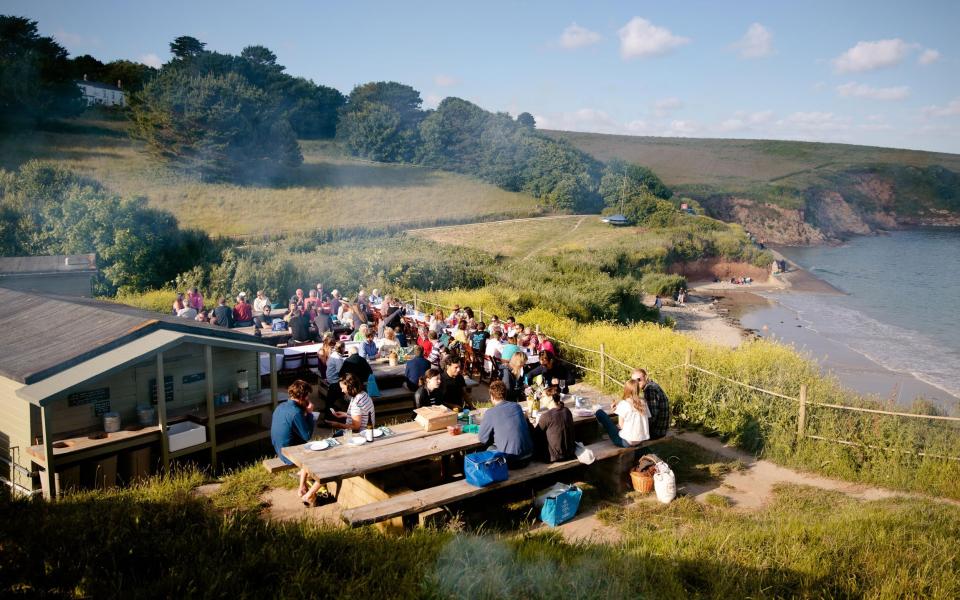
0, 288, 275, 385
0, 254, 97, 275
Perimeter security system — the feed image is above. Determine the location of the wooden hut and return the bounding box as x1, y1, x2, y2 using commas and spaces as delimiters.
0, 289, 283, 498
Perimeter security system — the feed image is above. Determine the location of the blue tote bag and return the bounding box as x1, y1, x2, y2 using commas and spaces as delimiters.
464, 451, 508, 487
540, 486, 583, 526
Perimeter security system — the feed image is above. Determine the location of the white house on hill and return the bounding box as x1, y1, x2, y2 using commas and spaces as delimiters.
76, 75, 126, 107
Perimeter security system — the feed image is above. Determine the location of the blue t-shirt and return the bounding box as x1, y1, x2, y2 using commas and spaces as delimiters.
270, 400, 315, 465
404, 356, 431, 387
500, 344, 520, 361
478, 401, 533, 458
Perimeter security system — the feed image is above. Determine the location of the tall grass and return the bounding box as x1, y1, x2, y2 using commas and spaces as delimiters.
416, 289, 960, 500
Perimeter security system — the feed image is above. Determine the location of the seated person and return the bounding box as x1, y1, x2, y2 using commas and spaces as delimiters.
404, 345, 432, 391
359, 330, 379, 361
288, 308, 312, 343
426, 330, 443, 365
500, 336, 521, 361
380, 326, 402, 355
289, 288, 306, 312
325, 341, 346, 408
526, 352, 575, 394
339, 345, 373, 387
485, 327, 504, 360
187, 287, 204, 312
324, 372, 376, 433
634, 368, 671, 440
369, 288, 383, 306
352, 323, 369, 343
519, 326, 538, 350
452, 320, 469, 346
414, 367, 443, 408
254, 305, 276, 329
470, 322, 489, 357
195, 309, 210, 323
537, 333, 555, 356
500, 352, 527, 403
338, 303, 357, 332
314, 309, 333, 336
478, 380, 534, 469
173, 292, 187, 315
270, 379, 316, 467
304, 289, 320, 314
232, 292, 254, 327
253, 289, 271, 313
211, 297, 233, 328
284, 301, 297, 322
504, 317, 518, 338
438, 355, 474, 411
177, 304, 197, 319
534, 386, 576, 462
594, 379, 650, 448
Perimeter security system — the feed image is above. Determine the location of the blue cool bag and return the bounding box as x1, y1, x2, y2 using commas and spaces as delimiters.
366, 373, 381, 398
464, 451, 508, 487
540, 485, 583, 526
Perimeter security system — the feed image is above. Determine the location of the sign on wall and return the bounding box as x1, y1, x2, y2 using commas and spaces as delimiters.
149, 375, 174, 405
68, 387, 110, 407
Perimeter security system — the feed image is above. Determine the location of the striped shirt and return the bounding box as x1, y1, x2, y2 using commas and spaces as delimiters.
348, 391, 376, 429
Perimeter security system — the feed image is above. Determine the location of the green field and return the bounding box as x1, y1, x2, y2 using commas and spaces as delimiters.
547, 129, 960, 197
0, 118, 542, 236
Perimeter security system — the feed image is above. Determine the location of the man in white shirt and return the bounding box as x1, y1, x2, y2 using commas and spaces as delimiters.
253, 290, 271, 313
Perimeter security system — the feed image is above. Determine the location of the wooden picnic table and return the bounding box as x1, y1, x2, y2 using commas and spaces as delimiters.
283, 393, 612, 483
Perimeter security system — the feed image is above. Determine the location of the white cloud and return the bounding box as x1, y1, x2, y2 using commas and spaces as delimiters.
559, 23, 602, 49
832, 38, 912, 73
664, 120, 699, 136
777, 112, 851, 135
139, 53, 163, 69
732, 23, 773, 59
652, 97, 683, 117
836, 82, 910, 101
716, 110, 775, 133
618, 17, 690, 60
922, 98, 960, 117
918, 48, 941, 65
433, 74, 459, 87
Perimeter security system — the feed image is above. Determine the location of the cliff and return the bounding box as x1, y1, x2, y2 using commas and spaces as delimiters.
696, 165, 960, 245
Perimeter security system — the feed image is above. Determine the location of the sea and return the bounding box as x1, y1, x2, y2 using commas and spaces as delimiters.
739, 228, 960, 410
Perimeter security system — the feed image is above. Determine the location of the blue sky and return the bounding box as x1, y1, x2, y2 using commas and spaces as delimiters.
8, 0, 960, 153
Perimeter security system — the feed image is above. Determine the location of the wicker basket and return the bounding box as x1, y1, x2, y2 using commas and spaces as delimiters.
630, 468, 655, 493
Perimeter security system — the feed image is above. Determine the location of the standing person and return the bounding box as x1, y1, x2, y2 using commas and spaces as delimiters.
304, 289, 320, 314
288, 308, 312, 343
211, 297, 233, 328
233, 293, 254, 327
654, 295, 662, 309
328, 290, 342, 316
404, 345, 432, 391
633, 369, 670, 440
414, 368, 443, 408
594, 379, 649, 448
500, 351, 527, 403
187, 287, 204, 312
478, 380, 534, 469
535, 386, 576, 462
438, 356, 473, 411
253, 290, 271, 313
270, 379, 315, 466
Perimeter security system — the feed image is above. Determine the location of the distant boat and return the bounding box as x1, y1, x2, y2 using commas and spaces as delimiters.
601, 214, 630, 226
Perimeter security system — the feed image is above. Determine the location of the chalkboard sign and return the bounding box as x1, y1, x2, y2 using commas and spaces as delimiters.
149, 375, 174, 405
182, 372, 206, 385
68, 387, 110, 407
93, 397, 111, 416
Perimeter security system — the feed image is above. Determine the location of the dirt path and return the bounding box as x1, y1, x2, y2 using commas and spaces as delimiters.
408, 214, 582, 234
520, 216, 586, 261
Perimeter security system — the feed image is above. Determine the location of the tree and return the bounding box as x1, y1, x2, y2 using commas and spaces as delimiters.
240, 45, 278, 67
169, 35, 206, 60
337, 82, 424, 161
0, 16, 83, 128
516, 112, 536, 128
130, 70, 302, 181
599, 159, 672, 208
282, 79, 344, 139
100, 60, 157, 91
69, 54, 105, 81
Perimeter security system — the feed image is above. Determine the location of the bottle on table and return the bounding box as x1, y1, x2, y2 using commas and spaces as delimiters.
365, 420, 374, 442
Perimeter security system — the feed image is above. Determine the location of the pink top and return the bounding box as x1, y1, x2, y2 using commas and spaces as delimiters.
187, 292, 204, 311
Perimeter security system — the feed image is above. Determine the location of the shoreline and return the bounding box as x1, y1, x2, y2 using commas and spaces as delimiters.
677, 259, 960, 409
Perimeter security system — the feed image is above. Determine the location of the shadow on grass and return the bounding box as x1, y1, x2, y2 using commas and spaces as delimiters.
0, 487, 836, 599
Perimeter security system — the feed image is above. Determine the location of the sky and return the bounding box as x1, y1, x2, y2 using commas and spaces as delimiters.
7, 0, 960, 153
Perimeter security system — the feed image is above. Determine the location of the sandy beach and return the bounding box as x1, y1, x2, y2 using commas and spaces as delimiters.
669, 254, 960, 409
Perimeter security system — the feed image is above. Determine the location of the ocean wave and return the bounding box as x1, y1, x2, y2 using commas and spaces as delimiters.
772, 294, 960, 400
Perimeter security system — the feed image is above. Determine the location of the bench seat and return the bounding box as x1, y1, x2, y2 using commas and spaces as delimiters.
263, 456, 296, 473
340, 436, 662, 527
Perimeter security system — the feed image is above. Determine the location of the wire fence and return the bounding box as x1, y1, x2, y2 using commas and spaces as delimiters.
407, 294, 960, 463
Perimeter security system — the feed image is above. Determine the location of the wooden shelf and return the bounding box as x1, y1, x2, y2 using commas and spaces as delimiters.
169, 441, 213, 459
182, 390, 285, 425
215, 420, 271, 452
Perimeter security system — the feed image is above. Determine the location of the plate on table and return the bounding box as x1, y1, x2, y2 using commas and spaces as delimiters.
348, 436, 367, 446
306, 440, 329, 451
373, 428, 384, 438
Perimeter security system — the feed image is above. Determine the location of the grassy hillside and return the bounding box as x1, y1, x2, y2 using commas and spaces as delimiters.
546, 129, 960, 191
0, 118, 542, 236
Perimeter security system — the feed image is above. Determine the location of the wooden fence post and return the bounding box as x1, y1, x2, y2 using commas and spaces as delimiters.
414, 292, 419, 312
683, 348, 693, 393
599, 343, 606, 389
797, 384, 808, 439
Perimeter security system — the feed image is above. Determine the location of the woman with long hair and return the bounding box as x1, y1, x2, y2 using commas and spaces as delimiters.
428, 308, 445, 335
594, 379, 650, 447
500, 351, 527, 403
414, 368, 443, 408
